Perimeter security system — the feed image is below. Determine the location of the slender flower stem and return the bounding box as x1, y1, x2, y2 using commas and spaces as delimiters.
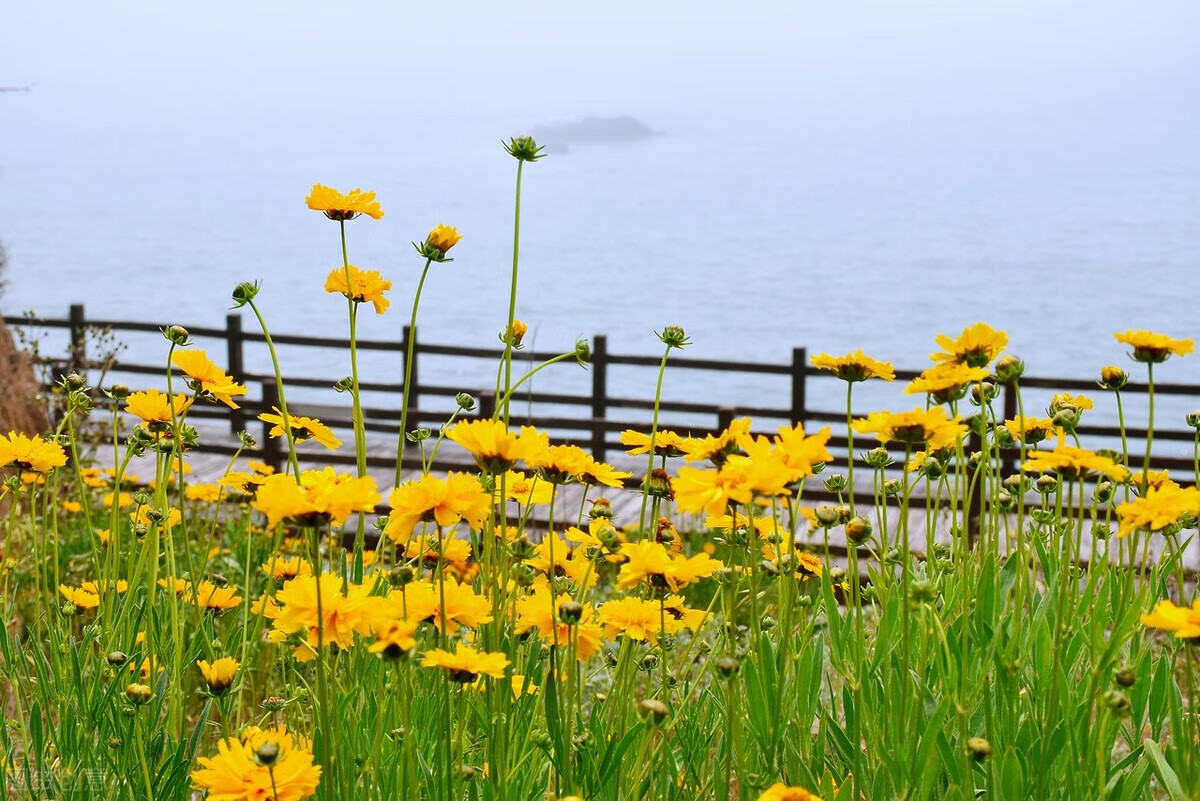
638, 345, 672, 536
499, 160, 525, 425
1142, 362, 1156, 486
247, 299, 301, 479
845, 382, 856, 513
396, 257, 434, 486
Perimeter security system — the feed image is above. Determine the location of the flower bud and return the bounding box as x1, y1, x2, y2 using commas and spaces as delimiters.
65, 372, 87, 391
814, 505, 840, 528
558, 600, 584, 625
637, 698, 670, 725
1094, 481, 1114, 504
865, 447, 892, 468
1098, 365, 1129, 391
133, 491, 151, 507
332, 376, 354, 393
845, 516, 873, 545
237, 431, 258, 449
1035, 474, 1059, 494
255, 742, 280, 766
656, 325, 691, 349
1114, 666, 1136, 687
108, 383, 131, 400
970, 381, 998, 405
1187, 410, 1200, 430
231, 281, 260, 307
993, 355, 1025, 383
574, 339, 591, 366
390, 565, 416, 586
823, 474, 847, 494
1103, 689, 1131, 716
163, 325, 190, 346
714, 655, 740, 678
107, 651, 128, 666
883, 478, 901, 497
455, 392, 476, 411
1052, 408, 1079, 432
644, 468, 673, 500
504, 136, 546, 162
909, 579, 937, 605
966, 737, 992, 761
125, 683, 153, 705
589, 497, 614, 520
920, 457, 944, 480
1092, 522, 1112, 540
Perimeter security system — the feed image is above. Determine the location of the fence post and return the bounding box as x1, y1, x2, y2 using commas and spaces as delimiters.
591, 334, 608, 460
1001, 381, 1018, 476
717, 406, 735, 433
226, 313, 245, 435
68, 303, 86, 375
791, 346, 807, 425
402, 325, 418, 425
477, 391, 495, 421
261, 377, 282, 472
965, 429, 983, 547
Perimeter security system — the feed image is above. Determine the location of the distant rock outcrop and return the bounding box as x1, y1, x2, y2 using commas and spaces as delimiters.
529, 115, 658, 154
0, 317, 49, 437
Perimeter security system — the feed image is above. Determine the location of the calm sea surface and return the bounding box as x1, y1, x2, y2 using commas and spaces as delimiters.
2, 99, 1198, 442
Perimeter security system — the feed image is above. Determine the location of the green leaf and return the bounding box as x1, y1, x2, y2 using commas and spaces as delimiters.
1143, 739, 1188, 801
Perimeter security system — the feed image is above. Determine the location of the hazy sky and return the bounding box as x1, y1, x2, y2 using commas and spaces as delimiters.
4, 2, 1199, 124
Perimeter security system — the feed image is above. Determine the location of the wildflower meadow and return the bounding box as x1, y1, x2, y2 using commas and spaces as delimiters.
3, 136, 1200, 801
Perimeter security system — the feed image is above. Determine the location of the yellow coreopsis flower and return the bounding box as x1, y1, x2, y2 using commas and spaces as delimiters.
130, 506, 183, 530
681, 418, 752, 465
0, 432, 68, 473
394, 576, 493, 634
171, 349, 247, 408
306, 183, 384, 220
386, 472, 491, 543
673, 460, 757, 516
58, 584, 101, 610
811, 350, 895, 382
192, 725, 321, 801
757, 783, 824, 801
526, 443, 591, 484
1116, 484, 1200, 538
125, 390, 194, 429
905, 363, 991, 398
424, 223, 463, 258
270, 573, 384, 656
514, 587, 605, 661
930, 322, 1008, 367
446, 419, 549, 474
258, 407, 341, 450
1002, 416, 1059, 446
251, 470, 380, 528
185, 484, 223, 504
324, 265, 393, 314
422, 644, 510, 682
619, 428, 687, 458
616, 540, 722, 591
194, 580, 242, 612
197, 657, 239, 695
773, 423, 833, 478
1023, 436, 1129, 483
851, 407, 966, 452
1141, 599, 1200, 640
1114, 330, 1194, 363
367, 619, 419, 659
597, 596, 676, 644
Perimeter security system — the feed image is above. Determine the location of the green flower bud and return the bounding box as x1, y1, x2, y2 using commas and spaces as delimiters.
1098, 365, 1128, 391
865, 447, 892, 468
637, 698, 670, 725
966, 737, 992, 760
125, 683, 153, 705
163, 325, 190, 346
1035, 474, 1059, 494
656, 325, 691, 349
455, 392, 476, 411
823, 473, 848, 493
845, 515, 873, 545
231, 281, 260, 307
993, 355, 1025, 383
106, 651, 128, 666
504, 136, 546, 162
1114, 666, 1136, 687
255, 742, 280, 766
558, 600, 584, 625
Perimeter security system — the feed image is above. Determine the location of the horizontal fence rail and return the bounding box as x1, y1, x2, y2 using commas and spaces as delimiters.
7, 306, 1200, 516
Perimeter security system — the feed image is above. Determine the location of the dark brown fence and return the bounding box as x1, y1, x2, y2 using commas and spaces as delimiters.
7, 304, 1200, 505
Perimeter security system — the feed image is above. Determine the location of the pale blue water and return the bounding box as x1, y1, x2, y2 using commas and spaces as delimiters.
2, 95, 1199, 446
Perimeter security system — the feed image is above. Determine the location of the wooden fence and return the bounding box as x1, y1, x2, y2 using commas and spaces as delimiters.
6, 304, 1200, 510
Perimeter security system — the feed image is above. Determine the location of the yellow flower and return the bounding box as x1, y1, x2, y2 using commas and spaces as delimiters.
218, 470, 269, 497
425, 223, 463, 256
757, 783, 824, 801
394, 576, 493, 634
619, 428, 686, 458
905, 363, 991, 398
1023, 437, 1129, 483
386, 472, 491, 543
681, 418, 752, 465
61, 500, 82, 514
811, 350, 895, 382
930, 322, 1008, 367
251, 470, 380, 528
495, 470, 554, 507
1002, 416, 1058, 446
270, 573, 384, 658
170, 349, 247, 408
1141, 599, 1200, 640
185, 484, 223, 504
0, 432, 68, 473
194, 580, 243, 612
58, 584, 100, 609
851, 407, 966, 451
197, 657, 239, 694
367, 619, 419, 659
1114, 330, 1194, 363
1048, 393, 1093, 414
258, 407, 341, 450
526, 443, 591, 484
124, 390, 194, 427
673, 460, 757, 516
446, 419, 549, 474
422, 644, 510, 682
262, 555, 312, 581
103, 491, 134, 509
617, 540, 722, 591
324, 265, 392, 314
1116, 485, 1200, 538
130, 506, 183, 530
772, 423, 833, 478
514, 587, 605, 661
597, 597, 675, 644
577, 456, 633, 488
192, 725, 321, 801
306, 183, 384, 220
1130, 469, 1178, 495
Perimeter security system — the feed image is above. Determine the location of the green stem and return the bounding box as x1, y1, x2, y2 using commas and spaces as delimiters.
247, 299, 301, 479
638, 345, 672, 536
396, 257, 434, 486
499, 159, 525, 426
